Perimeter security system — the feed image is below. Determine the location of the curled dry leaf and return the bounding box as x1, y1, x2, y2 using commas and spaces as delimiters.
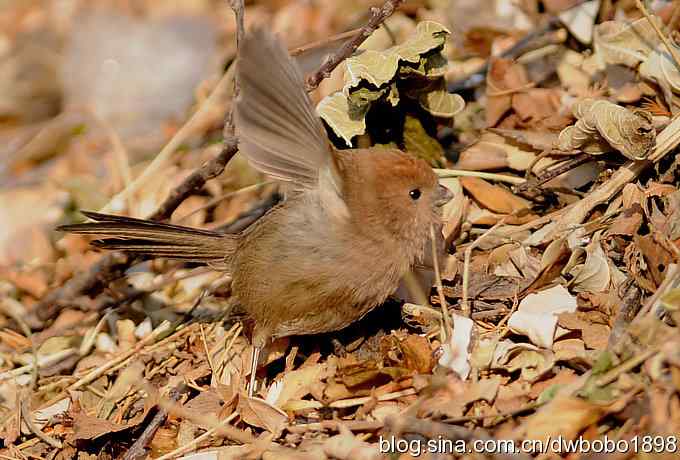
317, 21, 462, 146
486, 58, 530, 127
557, 0, 600, 45
591, 16, 661, 69
491, 340, 556, 382
518, 395, 606, 442
237, 396, 288, 436
557, 312, 610, 350
267, 363, 326, 410
639, 43, 680, 119
557, 98, 655, 160
508, 284, 578, 349
440, 177, 466, 243
438, 314, 473, 379
563, 234, 611, 293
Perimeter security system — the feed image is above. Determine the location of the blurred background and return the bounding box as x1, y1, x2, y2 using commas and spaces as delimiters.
0, 0, 554, 269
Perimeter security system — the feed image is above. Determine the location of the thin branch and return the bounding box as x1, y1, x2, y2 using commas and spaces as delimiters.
304, 0, 405, 91
462, 219, 508, 316
289, 27, 363, 56
430, 225, 452, 341
634, 0, 680, 73
515, 153, 592, 192
435, 169, 526, 185
122, 386, 185, 460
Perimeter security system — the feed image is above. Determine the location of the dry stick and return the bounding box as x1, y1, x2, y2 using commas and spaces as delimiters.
634, 0, 680, 72
304, 0, 405, 91
122, 387, 185, 460
289, 27, 363, 56
430, 224, 452, 340
435, 169, 526, 185
462, 220, 507, 316
595, 347, 660, 387
154, 413, 240, 460
636, 263, 680, 319
516, 153, 591, 192
67, 321, 172, 391
35, 251, 130, 321
546, 114, 680, 240
20, 401, 62, 449
1, 302, 63, 449
176, 181, 273, 224
669, 0, 680, 33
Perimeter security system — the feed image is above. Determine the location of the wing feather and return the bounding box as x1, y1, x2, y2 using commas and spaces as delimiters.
235, 28, 336, 187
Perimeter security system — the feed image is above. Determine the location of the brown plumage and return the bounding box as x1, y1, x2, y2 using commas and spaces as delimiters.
58, 29, 452, 396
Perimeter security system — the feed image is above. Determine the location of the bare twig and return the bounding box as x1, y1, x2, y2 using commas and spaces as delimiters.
462, 220, 507, 316
634, 0, 680, 72
99, 66, 236, 215
430, 225, 452, 340
20, 401, 62, 449
435, 169, 526, 185
149, 136, 239, 222
230, 0, 245, 50
304, 0, 405, 91
546, 114, 680, 240
516, 153, 592, 192
122, 386, 185, 460
595, 347, 660, 387
35, 252, 130, 321
289, 27, 363, 56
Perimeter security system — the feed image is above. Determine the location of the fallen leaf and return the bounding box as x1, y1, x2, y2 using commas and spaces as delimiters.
519, 395, 605, 441
460, 176, 531, 215
438, 314, 473, 379
237, 396, 287, 436
508, 284, 578, 348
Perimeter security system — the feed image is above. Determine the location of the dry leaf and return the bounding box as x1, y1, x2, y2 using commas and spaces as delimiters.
564, 234, 611, 293
592, 17, 661, 69
557, 98, 655, 160
492, 340, 556, 382
237, 396, 287, 436
508, 284, 578, 348
268, 363, 325, 409
519, 396, 605, 441
438, 314, 473, 379
459, 176, 531, 215
486, 59, 530, 126
558, 0, 600, 45
455, 132, 540, 171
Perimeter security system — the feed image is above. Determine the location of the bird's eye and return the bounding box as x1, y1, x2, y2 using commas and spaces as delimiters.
409, 189, 421, 200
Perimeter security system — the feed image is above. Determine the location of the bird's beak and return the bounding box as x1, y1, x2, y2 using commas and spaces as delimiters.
435, 184, 454, 207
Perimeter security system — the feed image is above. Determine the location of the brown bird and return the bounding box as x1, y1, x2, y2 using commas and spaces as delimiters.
59, 29, 453, 396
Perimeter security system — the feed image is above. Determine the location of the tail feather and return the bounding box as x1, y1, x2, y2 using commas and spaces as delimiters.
58, 211, 236, 270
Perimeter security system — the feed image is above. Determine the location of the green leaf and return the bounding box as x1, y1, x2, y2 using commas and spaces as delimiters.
403, 115, 445, 166
419, 89, 465, 118
344, 21, 450, 90
399, 52, 448, 79
317, 92, 367, 147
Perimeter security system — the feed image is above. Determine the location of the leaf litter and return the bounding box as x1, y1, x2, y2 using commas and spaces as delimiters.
2, 0, 680, 459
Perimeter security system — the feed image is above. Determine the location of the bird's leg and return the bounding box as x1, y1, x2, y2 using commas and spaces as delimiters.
248, 345, 261, 397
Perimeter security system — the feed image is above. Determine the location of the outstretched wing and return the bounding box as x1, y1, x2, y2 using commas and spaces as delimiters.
235, 28, 343, 193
